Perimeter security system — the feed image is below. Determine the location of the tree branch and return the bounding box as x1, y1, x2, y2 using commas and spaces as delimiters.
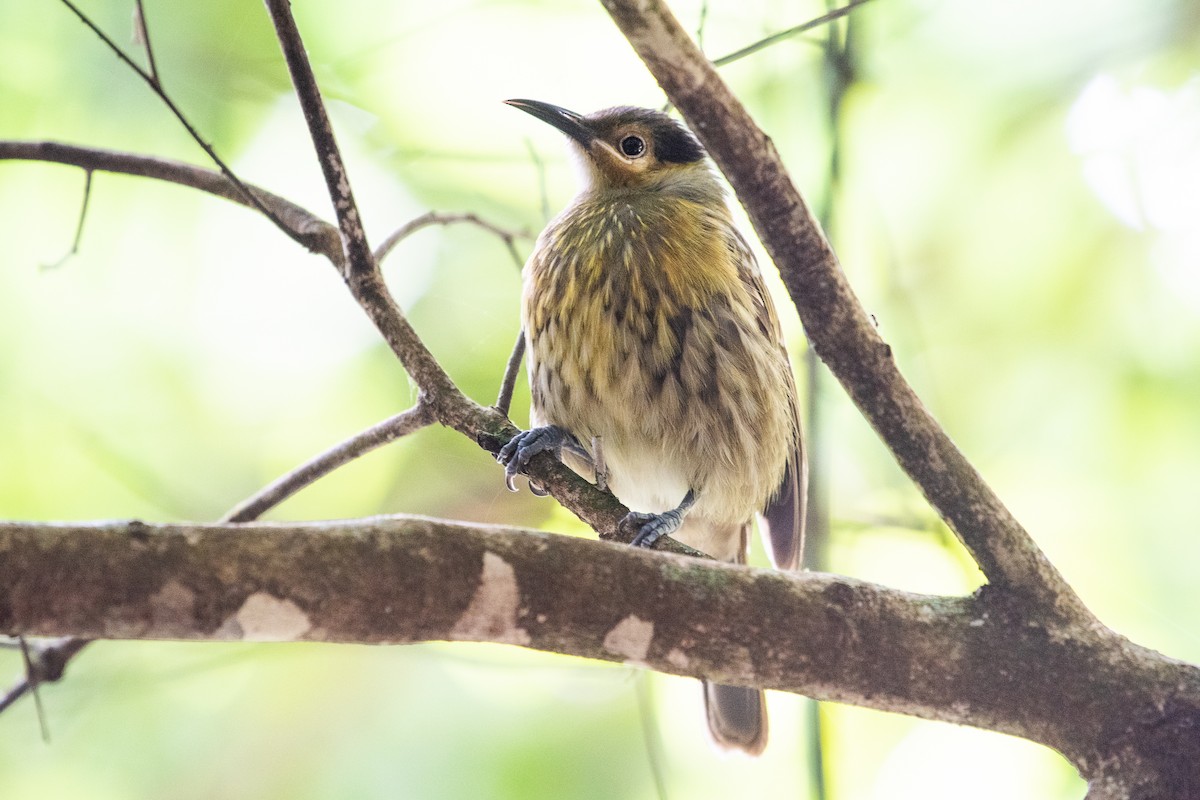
267, 7, 367, 266
222, 402, 435, 523
0, 637, 91, 715
2, 517, 1197, 792
711, 0, 876, 67
374, 211, 529, 269
58, 0, 299, 240
0, 141, 341, 259
598, 0, 1087, 621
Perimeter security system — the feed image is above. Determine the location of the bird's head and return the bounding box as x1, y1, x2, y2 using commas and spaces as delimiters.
506, 99, 719, 200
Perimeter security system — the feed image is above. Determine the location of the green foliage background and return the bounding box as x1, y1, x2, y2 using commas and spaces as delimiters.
2, 1, 1198, 798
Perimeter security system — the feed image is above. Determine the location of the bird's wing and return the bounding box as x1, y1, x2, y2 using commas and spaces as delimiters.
761, 439, 806, 571
731, 229, 807, 571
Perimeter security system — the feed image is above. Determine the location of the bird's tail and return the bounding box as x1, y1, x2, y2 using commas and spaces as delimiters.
704, 681, 768, 755
689, 520, 767, 755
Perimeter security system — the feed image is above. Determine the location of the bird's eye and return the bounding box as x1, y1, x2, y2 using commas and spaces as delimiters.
619, 135, 646, 158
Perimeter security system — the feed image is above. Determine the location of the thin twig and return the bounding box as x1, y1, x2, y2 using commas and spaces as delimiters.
17, 638, 50, 742
223, 402, 434, 523
496, 330, 525, 416
132, 0, 159, 84
374, 211, 528, 269
41, 169, 92, 269
379, 207, 531, 420
0, 638, 91, 717
58, 0, 300, 243
375, 210, 529, 417
712, 0, 876, 67
804, 0, 855, 574
0, 141, 341, 259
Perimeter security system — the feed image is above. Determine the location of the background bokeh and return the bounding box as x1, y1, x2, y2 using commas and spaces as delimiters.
2, 1, 1199, 798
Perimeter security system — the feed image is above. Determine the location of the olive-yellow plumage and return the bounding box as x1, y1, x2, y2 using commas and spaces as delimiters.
499, 100, 806, 755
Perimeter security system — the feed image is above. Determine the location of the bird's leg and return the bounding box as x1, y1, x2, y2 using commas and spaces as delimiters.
497, 425, 592, 492
591, 435, 608, 493
622, 489, 697, 549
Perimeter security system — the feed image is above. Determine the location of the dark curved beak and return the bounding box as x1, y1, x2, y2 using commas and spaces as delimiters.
505, 99, 595, 148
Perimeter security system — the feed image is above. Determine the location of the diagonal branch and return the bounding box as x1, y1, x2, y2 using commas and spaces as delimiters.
712, 0, 877, 67
258, 0, 678, 552
262, 0, 376, 281
223, 402, 435, 523
58, 0, 299, 241
262, 0, 471, 415
598, 0, 1088, 621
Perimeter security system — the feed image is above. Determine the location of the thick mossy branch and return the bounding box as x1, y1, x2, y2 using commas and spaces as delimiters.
2, 516, 1198, 787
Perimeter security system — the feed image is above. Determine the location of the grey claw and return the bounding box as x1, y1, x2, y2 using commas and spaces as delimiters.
498, 426, 576, 496
497, 436, 520, 466
621, 491, 695, 549
620, 511, 665, 548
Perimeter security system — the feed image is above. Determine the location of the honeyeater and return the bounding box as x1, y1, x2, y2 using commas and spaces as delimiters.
498, 99, 806, 755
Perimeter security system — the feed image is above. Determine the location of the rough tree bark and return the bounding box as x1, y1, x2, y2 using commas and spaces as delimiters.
1, 1, 1198, 798
3, 516, 1199, 798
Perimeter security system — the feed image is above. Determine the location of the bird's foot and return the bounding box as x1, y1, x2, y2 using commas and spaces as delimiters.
497, 425, 585, 492
621, 509, 686, 549
620, 490, 697, 549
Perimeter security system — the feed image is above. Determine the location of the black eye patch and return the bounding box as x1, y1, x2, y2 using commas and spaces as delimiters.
652, 123, 705, 164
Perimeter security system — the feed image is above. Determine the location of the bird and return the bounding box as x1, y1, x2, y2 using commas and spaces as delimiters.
497, 99, 806, 755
